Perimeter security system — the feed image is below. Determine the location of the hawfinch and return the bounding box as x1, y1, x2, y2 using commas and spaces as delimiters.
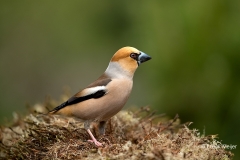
49, 46, 151, 146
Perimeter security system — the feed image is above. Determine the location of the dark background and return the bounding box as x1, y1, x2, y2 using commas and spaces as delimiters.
0, 1, 239, 158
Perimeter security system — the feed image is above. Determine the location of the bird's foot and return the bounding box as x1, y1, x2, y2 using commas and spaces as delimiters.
86, 128, 103, 147
88, 139, 103, 147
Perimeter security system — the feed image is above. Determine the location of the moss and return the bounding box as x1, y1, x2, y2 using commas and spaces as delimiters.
0, 105, 233, 159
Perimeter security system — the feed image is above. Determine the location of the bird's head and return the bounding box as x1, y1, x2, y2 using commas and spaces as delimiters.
106, 46, 151, 78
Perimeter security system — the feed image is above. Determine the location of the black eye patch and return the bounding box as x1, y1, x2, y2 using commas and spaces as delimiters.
130, 53, 139, 61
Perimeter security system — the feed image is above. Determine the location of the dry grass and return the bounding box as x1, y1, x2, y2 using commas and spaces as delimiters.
0, 104, 234, 160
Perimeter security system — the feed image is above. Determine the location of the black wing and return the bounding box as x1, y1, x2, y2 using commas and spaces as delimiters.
49, 77, 111, 114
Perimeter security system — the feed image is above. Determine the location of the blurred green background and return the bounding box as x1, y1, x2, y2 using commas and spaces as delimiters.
0, 0, 239, 158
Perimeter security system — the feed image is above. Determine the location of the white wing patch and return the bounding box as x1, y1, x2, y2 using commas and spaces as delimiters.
82, 86, 107, 96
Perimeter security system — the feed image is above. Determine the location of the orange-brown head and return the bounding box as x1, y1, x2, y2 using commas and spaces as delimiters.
105, 47, 151, 79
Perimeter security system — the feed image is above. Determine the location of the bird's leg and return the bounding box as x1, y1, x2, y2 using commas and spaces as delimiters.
84, 121, 102, 147
99, 121, 106, 135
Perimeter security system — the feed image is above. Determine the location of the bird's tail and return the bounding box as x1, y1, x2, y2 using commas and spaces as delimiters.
48, 110, 57, 114
48, 101, 68, 114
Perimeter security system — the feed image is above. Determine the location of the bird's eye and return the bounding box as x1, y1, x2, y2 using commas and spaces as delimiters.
130, 53, 138, 60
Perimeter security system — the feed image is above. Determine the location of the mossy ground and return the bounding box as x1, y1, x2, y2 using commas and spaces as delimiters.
0, 102, 234, 159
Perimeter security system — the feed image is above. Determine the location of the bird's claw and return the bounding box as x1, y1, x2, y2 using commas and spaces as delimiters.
88, 139, 103, 147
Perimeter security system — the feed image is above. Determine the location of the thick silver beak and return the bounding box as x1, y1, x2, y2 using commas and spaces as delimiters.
138, 51, 151, 65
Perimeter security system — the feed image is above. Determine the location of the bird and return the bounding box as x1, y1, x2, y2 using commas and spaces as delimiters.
49, 46, 151, 147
